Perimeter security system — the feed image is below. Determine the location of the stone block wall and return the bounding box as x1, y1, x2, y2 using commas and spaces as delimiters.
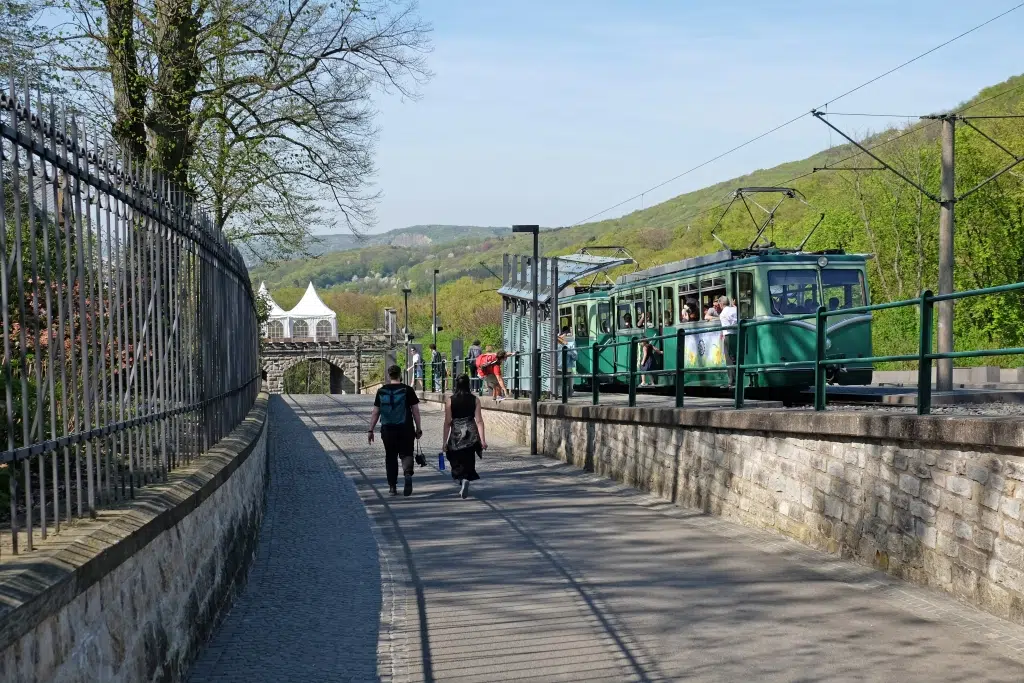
0, 395, 269, 682
482, 402, 1024, 624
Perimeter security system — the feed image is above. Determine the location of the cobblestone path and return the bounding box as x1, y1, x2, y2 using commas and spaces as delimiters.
191, 394, 1024, 682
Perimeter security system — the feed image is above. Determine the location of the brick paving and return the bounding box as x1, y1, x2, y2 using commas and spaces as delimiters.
191, 393, 1024, 682
187, 395, 382, 683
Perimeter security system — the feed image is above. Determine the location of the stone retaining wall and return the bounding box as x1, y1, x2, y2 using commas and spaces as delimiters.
0, 394, 269, 683
481, 400, 1024, 624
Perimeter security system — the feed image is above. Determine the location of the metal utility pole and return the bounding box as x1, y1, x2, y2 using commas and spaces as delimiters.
432, 269, 439, 392
513, 225, 540, 455
432, 269, 439, 349
813, 110, 1024, 396
937, 116, 956, 392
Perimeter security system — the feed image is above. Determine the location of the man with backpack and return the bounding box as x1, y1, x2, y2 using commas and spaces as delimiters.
368, 365, 424, 496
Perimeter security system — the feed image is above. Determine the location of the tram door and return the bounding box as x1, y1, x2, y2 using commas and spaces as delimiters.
593, 300, 614, 384
731, 270, 757, 384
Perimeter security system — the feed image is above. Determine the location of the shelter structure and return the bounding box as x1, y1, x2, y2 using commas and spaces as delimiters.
498, 248, 635, 393
261, 281, 337, 340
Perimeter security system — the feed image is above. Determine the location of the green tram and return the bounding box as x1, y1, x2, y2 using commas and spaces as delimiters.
554, 247, 873, 396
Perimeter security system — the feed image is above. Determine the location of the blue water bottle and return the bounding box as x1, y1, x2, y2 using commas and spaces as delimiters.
438, 452, 446, 471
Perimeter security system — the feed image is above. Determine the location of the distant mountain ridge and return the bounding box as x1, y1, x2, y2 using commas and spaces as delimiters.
241, 224, 509, 266
306, 225, 510, 256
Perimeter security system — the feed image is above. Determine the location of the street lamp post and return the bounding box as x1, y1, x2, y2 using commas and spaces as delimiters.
512, 224, 540, 455
432, 269, 440, 392
402, 287, 411, 382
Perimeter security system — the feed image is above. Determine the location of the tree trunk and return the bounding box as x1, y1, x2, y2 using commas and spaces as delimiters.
149, 0, 201, 187
104, 0, 147, 161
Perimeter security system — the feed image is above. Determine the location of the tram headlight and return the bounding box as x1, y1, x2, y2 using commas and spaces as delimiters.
817, 256, 829, 268
825, 337, 832, 350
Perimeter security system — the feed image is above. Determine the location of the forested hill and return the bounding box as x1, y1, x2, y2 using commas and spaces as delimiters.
255, 73, 1024, 362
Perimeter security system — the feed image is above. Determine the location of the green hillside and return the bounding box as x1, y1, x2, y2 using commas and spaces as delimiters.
257, 73, 1024, 367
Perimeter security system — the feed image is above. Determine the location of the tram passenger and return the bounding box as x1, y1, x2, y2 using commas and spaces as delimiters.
829, 297, 842, 311
704, 297, 724, 322
682, 300, 700, 323
622, 312, 633, 328
719, 297, 739, 387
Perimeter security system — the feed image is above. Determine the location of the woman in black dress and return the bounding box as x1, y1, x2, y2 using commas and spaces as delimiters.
443, 374, 487, 498
639, 339, 662, 388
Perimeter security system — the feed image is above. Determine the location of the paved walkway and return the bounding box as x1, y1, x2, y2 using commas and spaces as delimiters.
190, 394, 1024, 682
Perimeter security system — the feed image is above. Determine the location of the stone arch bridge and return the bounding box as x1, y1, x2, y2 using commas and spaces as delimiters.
262, 332, 395, 393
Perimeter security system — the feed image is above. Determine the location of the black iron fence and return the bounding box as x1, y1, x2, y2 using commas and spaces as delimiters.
0, 80, 259, 556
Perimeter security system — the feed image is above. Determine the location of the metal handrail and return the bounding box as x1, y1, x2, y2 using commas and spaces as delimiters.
487, 280, 1024, 414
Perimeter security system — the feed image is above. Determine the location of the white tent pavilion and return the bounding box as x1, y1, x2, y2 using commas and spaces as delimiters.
261, 281, 337, 340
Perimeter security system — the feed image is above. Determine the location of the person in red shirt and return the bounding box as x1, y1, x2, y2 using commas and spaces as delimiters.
476, 350, 509, 402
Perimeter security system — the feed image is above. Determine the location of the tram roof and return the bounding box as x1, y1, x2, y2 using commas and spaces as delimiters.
616, 247, 865, 285
497, 252, 632, 304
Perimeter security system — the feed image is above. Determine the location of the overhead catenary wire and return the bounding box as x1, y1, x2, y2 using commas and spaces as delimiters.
642, 118, 943, 235
571, 2, 1024, 227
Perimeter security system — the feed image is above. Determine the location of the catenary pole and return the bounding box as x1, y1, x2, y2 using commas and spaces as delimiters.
937, 116, 956, 392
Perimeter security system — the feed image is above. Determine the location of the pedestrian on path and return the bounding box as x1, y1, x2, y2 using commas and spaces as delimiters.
477, 350, 509, 402
557, 326, 577, 397
411, 348, 424, 391
442, 374, 487, 498
368, 364, 423, 496
467, 339, 482, 393
638, 339, 662, 388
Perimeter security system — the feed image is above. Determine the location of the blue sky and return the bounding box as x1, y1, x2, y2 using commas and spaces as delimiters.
365, 0, 1024, 233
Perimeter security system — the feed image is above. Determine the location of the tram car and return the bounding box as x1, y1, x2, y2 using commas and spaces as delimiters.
564, 247, 873, 394
498, 188, 874, 397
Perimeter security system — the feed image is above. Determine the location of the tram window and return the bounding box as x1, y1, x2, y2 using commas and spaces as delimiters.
574, 304, 589, 336
618, 303, 635, 329
700, 276, 727, 319
644, 290, 657, 327
821, 269, 866, 311
559, 306, 572, 333
662, 287, 674, 326
678, 282, 698, 323
597, 302, 612, 333
736, 273, 754, 319
768, 270, 819, 315
634, 300, 647, 327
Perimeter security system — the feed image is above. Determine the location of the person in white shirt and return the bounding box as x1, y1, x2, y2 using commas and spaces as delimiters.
411, 349, 424, 391
718, 296, 739, 387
